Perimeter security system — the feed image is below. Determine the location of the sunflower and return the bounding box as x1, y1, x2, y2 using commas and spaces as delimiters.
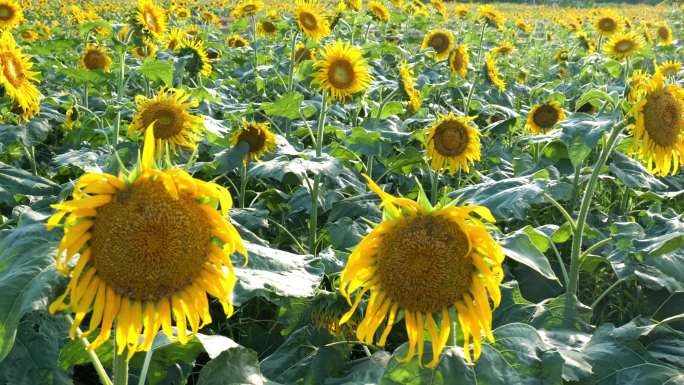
230, 118, 277, 163
132, 39, 157, 59
129, 88, 205, 157
345, 0, 361, 12
594, 11, 621, 36
313, 40, 372, 102
515, 17, 532, 33
484, 54, 505, 92
80, 45, 112, 72
226, 34, 249, 48
137, 0, 167, 41
177, 38, 211, 77
231, 0, 263, 19
577, 31, 595, 53
449, 44, 469, 79
603, 32, 643, 61
19, 29, 38, 42
627, 73, 684, 176
175, 6, 190, 18
420, 29, 454, 62
294, 42, 314, 63
655, 60, 681, 78
478, 5, 504, 29
556, 49, 569, 63
257, 19, 277, 37
0, 30, 41, 120
426, 113, 481, 174
628, 69, 650, 102
455, 5, 468, 19
655, 24, 672, 46
368, 0, 389, 23
491, 42, 515, 57
0, 0, 22, 30
166, 27, 185, 51
526, 101, 566, 134
64, 105, 77, 129
294, 0, 330, 41
399, 61, 421, 113
338, 176, 504, 367
47, 126, 245, 360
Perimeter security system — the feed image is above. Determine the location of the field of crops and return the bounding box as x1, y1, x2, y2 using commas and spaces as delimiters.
0, 0, 682, 384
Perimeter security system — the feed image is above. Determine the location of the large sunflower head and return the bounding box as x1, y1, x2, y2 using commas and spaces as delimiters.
449, 44, 469, 79
231, 0, 264, 19
655, 60, 681, 79
526, 101, 566, 134
368, 0, 390, 23
339, 176, 504, 367
229, 118, 277, 163
426, 113, 481, 174
0, 0, 22, 30
313, 40, 372, 102
177, 38, 212, 78
129, 87, 205, 157
399, 61, 421, 113
484, 53, 505, 92
226, 34, 250, 48
655, 23, 672, 46
594, 11, 621, 36
627, 73, 684, 176
420, 29, 454, 62
80, 44, 112, 72
136, 0, 167, 41
47, 126, 245, 360
294, 0, 330, 41
0, 30, 41, 120
603, 32, 643, 61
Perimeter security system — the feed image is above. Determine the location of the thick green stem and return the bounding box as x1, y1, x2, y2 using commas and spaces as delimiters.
136, 349, 154, 385
430, 167, 439, 205
66, 315, 112, 385
309, 94, 328, 254
287, 30, 298, 93
239, 161, 248, 208
113, 352, 128, 385
464, 22, 487, 116
564, 118, 627, 322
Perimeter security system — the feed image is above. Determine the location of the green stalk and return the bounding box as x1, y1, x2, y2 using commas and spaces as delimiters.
564, 118, 627, 323
136, 349, 154, 385
66, 315, 112, 385
287, 30, 299, 93
113, 352, 128, 385
239, 160, 248, 208
464, 22, 487, 116
430, 167, 439, 205
310, 94, 329, 254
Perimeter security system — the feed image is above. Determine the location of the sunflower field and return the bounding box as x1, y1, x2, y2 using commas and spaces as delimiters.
0, 0, 683, 384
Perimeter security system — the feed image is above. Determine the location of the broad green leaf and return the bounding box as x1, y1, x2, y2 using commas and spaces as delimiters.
0, 162, 60, 207
197, 344, 281, 385
138, 59, 174, 86
380, 344, 475, 385
263, 92, 304, 119
373, 101, 404, 119
500, 230, 559, 282
79, 20, 112, 36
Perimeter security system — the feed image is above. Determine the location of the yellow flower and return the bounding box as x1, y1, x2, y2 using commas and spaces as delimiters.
526, 101, 566, 134
491, 42, 515, 57
603, 32, 643, 61
345, 0, 361, 12
368, 0, 389, 23
0, 30, 41, 120
133, 39, 158, 59
655, 23, 672, 46
177, 38, 212, 77
137, 0, 167, 41
449, 44, 469, 78
175, 6, 190, 18
80, 44, 112, 72
556, 49, 569, 63
339, 176, 504, 367
230, 118, 277, 163
478, 5, 504, 29
64, 105, 77, 130
484, 53, 505, 92
19, 29, 39, 42
627, 73, 684, 176
129, 88, 205, 157
294, 42, 314, 63
594, 11, 621, 36
420, 29, 454, 61
426, 113, 481, 174
231, 0, 263, 19
0, 0, 22, 30
226, 34, 249, 48
627, 69, 650, 102
294, 0, 329, 41
577, 31, 595, 53
257, 19, 278, 37
47, 126, 245, 360
655, 60, 681, 78
399, 61, 421, 113
313, 40, 372, 102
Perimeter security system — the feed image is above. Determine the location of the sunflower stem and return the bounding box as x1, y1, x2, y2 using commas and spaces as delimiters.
287, 30, 299, 93
137, 349, 154, 385
564, 117, 627, 325
310, 94, 328, 254
239, 160, 248, 208
113, 351, 129, 385
464, 22, 487, 116
251, 15, 259, 92
65, 315, 113, 385
430, 167, 439, 205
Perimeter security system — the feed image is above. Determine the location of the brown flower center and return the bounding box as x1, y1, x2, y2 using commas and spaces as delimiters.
533, 104, 560, 130
615, 39, 634, 53
295, 46, 312, 63
300, 11, 318, 30
428, 33, 449, 54
376, 215, 473, 313
450, 50, 464, 71
83, 49, 108, 71
0, 52, 24, 87
598, 17, 616, 32
237, 125, 266, 154
433, 119, 470, 156
0, 5, 14, 21
657, 26, 669, 40
141, 104, 185, 139
328, 59, 355, 89
643, 89, 681, 148
143, 8, 161, 33
90, 179, 212, 300
261, 21, 276, 33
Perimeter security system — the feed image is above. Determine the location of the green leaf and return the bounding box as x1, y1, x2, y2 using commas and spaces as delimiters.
197, 344, 281, 385
558, 115, 611, 168
263, 92, 304, 120
58, 67, 107, 83
138, 59, 174, 86
373, 101, 404, 119
380, 344, 475, 385
233, 241, 324, 304
0, 213, 62, 361
500, 230, 559, 282
79, 20, 112, 36
0, 162, 60, 207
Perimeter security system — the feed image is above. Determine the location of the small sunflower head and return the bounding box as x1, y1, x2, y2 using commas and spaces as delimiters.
420, 29, 454, 61
294, 42, 315, 63
399, 61, 421, 113
449, 44, 469, 79
80, 45, 112, 72
655, 60, 681, 79
177, 38, 212, 77
312, 40, 372, 102
136, 0, 167, 41
478, 5, 505, 29
0, 0, 23, 30
594, 11, 621, 36
226, 34, 250, 48
231, 0, 264, 18
603, 32, 643, 61
426, 113, 481, 174
368, 0, 390, 22
295, 0, 330, 41
483, 53, 505, 92
230, 118, 277, 163
655, 24, 672, 46
526, 101, 566, 134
